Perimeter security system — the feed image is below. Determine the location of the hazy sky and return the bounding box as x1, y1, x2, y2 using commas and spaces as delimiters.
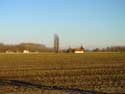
0, 0, 125, 49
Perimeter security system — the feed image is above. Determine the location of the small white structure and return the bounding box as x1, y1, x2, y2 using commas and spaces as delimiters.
74, 50, 84, 53
23, 50, 30, 54
5, 50, 14, 54
74, 49, 85, 54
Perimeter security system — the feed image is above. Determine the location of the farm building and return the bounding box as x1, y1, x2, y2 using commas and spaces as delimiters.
5, 50, 15, 54
67, 46, 85, 53
73, 48, 85, 53
23, 50, 30, 54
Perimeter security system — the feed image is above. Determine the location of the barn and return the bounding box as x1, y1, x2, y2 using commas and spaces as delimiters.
74, 49, 85, 54
23, 50, 30, 54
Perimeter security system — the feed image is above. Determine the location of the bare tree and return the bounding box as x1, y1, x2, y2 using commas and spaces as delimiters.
54, 34, 59, 53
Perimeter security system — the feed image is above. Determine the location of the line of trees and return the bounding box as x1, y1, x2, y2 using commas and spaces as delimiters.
0, 43, 53, 53
0, 43, 125, 53
92, 46, 125, 52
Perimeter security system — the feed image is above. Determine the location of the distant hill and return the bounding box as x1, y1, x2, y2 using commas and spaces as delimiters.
0, 43, 53, 52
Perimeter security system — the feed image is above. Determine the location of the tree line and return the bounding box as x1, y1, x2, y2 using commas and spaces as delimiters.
92, 46, 125, 52
0, 43, 53, 53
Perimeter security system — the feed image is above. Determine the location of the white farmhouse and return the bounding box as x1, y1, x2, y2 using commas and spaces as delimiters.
23, 50, 30, 54
74, 49, 85, 54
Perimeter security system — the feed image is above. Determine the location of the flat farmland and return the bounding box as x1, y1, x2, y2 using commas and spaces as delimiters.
0, 53, 124, 94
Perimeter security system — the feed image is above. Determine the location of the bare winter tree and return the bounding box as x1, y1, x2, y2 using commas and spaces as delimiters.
54, 34, 59, 53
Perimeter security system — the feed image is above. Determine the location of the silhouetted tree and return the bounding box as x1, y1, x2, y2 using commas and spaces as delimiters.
54, 34, 59, 53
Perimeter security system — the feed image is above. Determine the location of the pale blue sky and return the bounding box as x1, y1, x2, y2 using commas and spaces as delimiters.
0, 0, 125, 49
